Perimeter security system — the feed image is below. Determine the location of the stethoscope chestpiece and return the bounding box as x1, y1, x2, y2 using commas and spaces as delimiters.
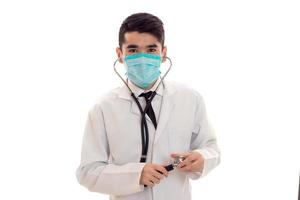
172, 155, 186, 168
164, 155, 186, 172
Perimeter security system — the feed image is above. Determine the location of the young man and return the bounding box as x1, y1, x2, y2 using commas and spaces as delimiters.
76, 13, 220, 200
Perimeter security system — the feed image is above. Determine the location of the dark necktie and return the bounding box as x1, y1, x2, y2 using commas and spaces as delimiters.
139, 91, 157, 129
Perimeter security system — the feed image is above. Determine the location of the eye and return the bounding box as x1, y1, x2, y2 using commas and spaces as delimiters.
128, 48, 137, 53
148, 48, 157, 53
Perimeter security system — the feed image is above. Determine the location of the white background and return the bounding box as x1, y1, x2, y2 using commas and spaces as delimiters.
0, 0, 299, 199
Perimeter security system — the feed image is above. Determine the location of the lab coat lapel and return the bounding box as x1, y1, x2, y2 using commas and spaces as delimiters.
116, 82, 177, 138
154, 82, 176, 144
116, 85, 152, 123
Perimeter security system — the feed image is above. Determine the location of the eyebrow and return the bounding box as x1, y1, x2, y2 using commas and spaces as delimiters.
125, 44, 158, 49
147, 44, 158, 48
126, 44, 138, 49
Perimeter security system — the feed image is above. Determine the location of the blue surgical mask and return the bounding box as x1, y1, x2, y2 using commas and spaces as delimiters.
124, 53, 162, 89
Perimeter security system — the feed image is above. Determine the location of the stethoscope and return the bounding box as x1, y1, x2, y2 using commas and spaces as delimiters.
113, 56, 185, 172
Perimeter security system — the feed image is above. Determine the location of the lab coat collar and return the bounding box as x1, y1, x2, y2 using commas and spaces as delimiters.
117, 78, 170, 101
115, 80, 176, 144
127, 78, 164, 97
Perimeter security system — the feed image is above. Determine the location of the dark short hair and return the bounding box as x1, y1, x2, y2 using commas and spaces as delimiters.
118, 13, 165, 49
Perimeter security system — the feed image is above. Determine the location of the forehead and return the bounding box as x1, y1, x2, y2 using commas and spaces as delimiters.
123, 31, 161, 48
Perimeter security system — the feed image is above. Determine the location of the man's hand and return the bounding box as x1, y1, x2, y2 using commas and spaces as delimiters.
171, 151, 204, 172
139, 163, 168, 187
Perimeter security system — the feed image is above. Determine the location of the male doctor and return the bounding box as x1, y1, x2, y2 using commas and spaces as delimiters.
76, 13, 220, 200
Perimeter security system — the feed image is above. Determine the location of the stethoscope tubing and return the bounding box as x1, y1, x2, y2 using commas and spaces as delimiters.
113, 57, 172, 163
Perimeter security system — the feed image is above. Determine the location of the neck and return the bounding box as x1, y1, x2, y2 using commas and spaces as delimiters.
127, 78, 159, 91
144, 80, 157, 91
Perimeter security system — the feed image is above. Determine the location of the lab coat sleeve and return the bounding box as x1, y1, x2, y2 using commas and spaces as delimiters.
187, 93, 220, 180
76, 104, 146, 196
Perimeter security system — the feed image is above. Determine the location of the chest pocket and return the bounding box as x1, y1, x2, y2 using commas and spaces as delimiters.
167, 128, 192, 154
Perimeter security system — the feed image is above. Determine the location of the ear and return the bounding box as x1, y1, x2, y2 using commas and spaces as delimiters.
162, 46, 167, 62
116, 47, 124, 63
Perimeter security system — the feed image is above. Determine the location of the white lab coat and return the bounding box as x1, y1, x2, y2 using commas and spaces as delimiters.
76, 81, 220, 200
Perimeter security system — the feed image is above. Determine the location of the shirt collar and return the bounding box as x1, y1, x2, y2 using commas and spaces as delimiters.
127, 78, 164, 97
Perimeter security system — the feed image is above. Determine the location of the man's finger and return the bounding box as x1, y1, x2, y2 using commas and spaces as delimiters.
170, 152, 190, 158
145, 180, 154, 187
190, 160, 201, 169
178, 155, 196, 168
146, 173, 160, 183
151, 169, 165, 180
170, 153, 180, 158
149, 175, 160, 184
191, 159, 204, 172
154, 165, 169, 177
179, 156, 199, 171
